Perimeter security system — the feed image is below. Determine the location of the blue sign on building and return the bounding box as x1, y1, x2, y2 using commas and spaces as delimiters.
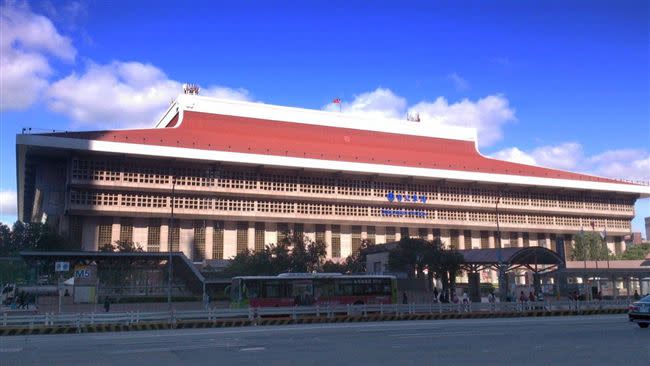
381, 209, 427, 217
386, 191, 427, 203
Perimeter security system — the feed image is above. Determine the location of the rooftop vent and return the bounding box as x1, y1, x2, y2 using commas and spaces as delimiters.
183, 83, 200, 95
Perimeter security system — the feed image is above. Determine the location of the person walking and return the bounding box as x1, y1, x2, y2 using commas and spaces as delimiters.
433, 287, 439, 303
402, 292, 408, 305
104, 297, 111, 313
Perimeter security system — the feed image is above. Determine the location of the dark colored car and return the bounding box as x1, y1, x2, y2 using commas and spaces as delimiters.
628, 295, 650, 328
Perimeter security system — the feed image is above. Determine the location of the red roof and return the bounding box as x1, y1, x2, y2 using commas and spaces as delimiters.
43, 111, 628, 184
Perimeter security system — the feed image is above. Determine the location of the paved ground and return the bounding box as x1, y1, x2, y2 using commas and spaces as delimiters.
1, 315, 648, 366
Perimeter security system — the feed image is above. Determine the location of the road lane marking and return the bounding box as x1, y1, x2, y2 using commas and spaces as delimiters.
240, 347, 266, 352
0, 348, 23, 353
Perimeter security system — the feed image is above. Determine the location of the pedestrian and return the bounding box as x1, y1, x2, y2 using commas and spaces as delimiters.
528, 291, 535, 302
433, 287, 439, 303
104, 297, 110, 313
519, 291, 526, 303
402, 292, 408, 305
462, 292, 469, 304
488, 291, 496, 304
633, 290, 640, 300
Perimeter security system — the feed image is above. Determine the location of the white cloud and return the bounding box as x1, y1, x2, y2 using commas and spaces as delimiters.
0, 1, 75, 110
47, 61, 252, 128
492, 144, 650, 182
411, 95, 516, 147
322, 89, 516, 147
447, 72, 469, 91
323, 88, 407, 120
0, 190, 17, 217
491, 147, 537, 166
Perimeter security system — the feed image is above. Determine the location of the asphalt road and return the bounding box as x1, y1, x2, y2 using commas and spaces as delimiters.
1, 315, 648, 366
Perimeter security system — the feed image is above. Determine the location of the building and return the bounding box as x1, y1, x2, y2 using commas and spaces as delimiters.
624, 232, 644, 245
16, 93, 650, 263
646, 217, 650, 242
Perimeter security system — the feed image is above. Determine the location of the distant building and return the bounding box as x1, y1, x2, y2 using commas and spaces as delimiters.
624, 232, 644, 245
646, 217, 650, 242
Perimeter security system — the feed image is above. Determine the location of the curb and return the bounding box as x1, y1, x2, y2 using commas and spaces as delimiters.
0, 308, 628, 336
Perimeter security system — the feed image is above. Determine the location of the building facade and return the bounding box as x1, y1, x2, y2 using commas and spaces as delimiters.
16, 94, 650, 262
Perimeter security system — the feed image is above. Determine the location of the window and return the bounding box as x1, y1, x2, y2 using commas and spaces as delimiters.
432, 228, 441, 240
385, 227, 396, 242
523, 232, 530, 247
255, 222, 265, 252
400, 227, 410, 239
449, 229, 459, 248
464, 230, 472, 249
315, 224, 326, 244
294, 223, 304, 238
213, 221, 224, 259
537, 233, 546, 247
98, 219, 113, 247
418, 228, 428, 240
277, 223, 289, 244
366, 226, 376, 245
69, 216, 83, 249
351, 225, 362, 254
169, 219, 180, 252
120, 218, 133, 243
509, 232, 519, 248
480, 231, 489, 249
331, 225, 341, 258
193, 220, 205, 261
147, 218, 161, 252
236, 221, 248, 254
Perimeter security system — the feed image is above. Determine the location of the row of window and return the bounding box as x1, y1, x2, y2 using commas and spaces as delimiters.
70, 158, 634, 212
69, 191, 632, 230
91, 218, 627, 259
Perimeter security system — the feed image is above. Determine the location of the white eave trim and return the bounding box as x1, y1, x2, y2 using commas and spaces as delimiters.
16, 134, 650, 197
162, 94, 478, 142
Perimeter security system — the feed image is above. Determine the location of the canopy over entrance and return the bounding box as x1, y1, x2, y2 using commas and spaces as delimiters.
459, 247, 564, 274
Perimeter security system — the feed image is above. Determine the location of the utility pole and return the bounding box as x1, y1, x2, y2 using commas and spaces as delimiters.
495, 195, 507, 302
167, 175, 176, 310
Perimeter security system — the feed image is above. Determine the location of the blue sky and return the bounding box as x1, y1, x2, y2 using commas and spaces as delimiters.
1, 0, 648, 233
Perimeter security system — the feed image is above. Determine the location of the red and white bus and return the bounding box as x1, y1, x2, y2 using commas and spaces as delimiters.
229, 273, 397, 308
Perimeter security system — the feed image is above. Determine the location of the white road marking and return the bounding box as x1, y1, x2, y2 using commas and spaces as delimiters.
240, 347, 266, 352
0, 348, 23, 353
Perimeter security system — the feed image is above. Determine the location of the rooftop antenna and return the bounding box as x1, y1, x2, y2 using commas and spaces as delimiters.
407, 112, 420, 122
183, 83, 200, 95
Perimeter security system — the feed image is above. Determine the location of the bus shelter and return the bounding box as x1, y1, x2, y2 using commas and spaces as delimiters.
459, 247, 564, 301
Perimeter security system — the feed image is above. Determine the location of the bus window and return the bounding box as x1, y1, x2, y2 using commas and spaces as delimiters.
263, 280, 282, 298
337, 279, 354, 296
243, 280, 260, 299
231, 279, 241, 302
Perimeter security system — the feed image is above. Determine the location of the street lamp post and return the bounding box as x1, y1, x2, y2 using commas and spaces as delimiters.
167, 175, 176, 310
495, 195, 507, 302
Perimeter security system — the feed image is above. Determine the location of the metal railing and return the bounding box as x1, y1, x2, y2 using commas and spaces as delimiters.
1, 299, 631, 329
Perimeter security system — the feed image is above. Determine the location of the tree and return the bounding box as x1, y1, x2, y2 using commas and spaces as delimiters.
572, 232, 610, 261
616, 242, 650, 260
387, 237, 433, 279
97, 240, 143, 293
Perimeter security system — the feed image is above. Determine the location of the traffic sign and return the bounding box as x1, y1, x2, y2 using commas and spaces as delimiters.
55, 261, 70, 272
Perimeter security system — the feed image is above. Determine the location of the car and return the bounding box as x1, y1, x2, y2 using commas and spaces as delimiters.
628, 295, 650, 328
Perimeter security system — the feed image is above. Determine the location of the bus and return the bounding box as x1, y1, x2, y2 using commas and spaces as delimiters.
229, 273, 397, 308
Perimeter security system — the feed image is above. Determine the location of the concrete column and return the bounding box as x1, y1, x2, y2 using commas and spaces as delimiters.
518, 233, 524, 247
340, 225, 352, 258
205, 222, 214, 260
248, 222, 255, 251
395, 230, 402, 242
111, 217, 121, 244
179, 220, 193, 259
132, 218, 148, 250
325, 224, 332, 258
265, 222, 277, 247
376, 226, 386, 244
545, 236, 551, 249
470, 231, 480, 249
223, 221, 237, 259
160, 223, 169, 252
82, 217, 98, 251
458, 230, 465, 250
488, 232, 495, 249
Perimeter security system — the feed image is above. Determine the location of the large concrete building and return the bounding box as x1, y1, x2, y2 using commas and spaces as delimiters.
16, 94, 650, 263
